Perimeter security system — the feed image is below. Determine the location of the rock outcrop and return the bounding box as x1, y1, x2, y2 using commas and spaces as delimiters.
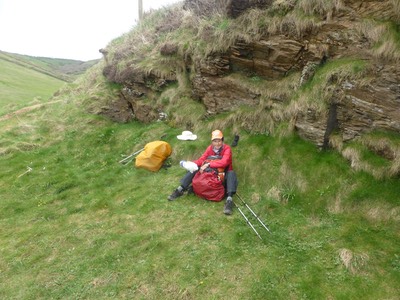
100, 0, 400, 147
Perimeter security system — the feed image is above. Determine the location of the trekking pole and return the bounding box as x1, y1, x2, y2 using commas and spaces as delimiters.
17, 166, 32, 178
234, 202, 262, 240
237, 193, 271, 234
119, 148, 144, 164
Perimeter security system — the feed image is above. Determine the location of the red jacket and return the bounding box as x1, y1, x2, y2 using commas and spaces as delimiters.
193, 144, 233, 171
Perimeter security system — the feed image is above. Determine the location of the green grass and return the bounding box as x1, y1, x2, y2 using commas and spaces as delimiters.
0, 55, 65, 116
0, 97, 399, 299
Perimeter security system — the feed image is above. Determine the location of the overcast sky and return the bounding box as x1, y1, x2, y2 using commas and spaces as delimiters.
0, 0, 182, 61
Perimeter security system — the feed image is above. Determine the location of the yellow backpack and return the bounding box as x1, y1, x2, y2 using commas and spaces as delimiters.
135, 141, 172, 172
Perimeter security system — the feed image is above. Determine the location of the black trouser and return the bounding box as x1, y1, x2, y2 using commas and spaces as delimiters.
180, 170, 238, 196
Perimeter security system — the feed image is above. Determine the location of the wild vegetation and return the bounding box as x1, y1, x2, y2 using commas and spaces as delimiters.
0, 1, 399, 299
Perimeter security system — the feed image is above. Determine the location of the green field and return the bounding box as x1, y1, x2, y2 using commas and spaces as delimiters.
0, 55, 66, 116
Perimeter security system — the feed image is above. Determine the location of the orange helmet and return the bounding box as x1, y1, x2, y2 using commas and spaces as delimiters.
211, 130, 223, 141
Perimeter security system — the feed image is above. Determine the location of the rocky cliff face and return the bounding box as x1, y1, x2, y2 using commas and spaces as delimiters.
100, 0, 400, 149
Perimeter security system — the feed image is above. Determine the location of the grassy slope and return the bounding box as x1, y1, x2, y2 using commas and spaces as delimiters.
0, 54, 66, 116
0, 91, 399, 299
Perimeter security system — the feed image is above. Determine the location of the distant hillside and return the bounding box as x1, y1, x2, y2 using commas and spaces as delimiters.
0, 50, 98, 82
0, 52, 68, 116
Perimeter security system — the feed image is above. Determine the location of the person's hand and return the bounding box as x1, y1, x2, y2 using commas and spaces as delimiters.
200, 163, 210, 173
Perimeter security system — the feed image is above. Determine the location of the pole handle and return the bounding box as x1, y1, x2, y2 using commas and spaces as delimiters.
119, 148, 144, 164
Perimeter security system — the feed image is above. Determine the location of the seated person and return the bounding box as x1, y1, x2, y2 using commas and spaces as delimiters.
168, 129, 238, 215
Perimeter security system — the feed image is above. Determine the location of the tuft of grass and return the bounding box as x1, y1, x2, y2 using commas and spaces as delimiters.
392, 0, 400, 20
284, 58, 369, 122
272, 8, 321, 37
340, 131, 400, 179
339, 248, 369, 274
297, 0, 345, 19
356, 20, 400, 62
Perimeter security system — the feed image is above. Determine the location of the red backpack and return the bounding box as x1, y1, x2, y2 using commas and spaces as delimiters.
192, 156, 226, 201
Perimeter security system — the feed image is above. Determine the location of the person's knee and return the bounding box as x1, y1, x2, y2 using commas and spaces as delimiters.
226, 170, 236, 178
225, 171, 238, 192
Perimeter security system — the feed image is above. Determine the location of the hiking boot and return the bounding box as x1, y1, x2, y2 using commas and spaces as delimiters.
168, 189, 184, 201
223, 199, 233, 215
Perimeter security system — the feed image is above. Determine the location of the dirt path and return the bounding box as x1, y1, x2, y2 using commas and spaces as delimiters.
0, 100, 61, 122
